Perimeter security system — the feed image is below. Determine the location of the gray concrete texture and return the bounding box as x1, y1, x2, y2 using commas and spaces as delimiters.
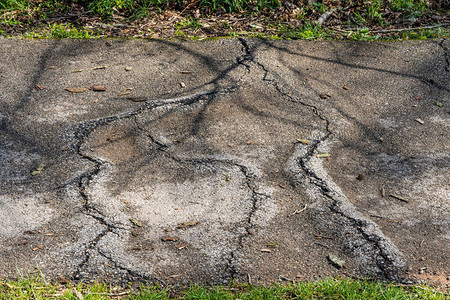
0, 38, 448, 287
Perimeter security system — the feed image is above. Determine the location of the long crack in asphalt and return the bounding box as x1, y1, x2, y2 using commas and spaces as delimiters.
237, 38, 406, 280
65, 39, 407, 283
67, 91, 218, 282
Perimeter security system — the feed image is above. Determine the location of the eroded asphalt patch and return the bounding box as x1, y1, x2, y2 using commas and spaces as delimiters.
0, 39, 448, 287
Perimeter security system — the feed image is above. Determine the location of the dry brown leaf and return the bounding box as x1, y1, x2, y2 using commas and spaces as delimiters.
175, 221, 199, 229
175, 242, 188, 250
342, 86, 349, 90
35, 85, 46, 90
66, 88, 87, 93
161, 236, 180, 242
180, 71, 192, 74
260, 248, 272, 253
118, 91, 131, 96
33, 244, 44, 251
91, 85, 107, 91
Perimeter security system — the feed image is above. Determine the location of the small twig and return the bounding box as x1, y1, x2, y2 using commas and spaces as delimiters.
389, 194, 409, 203
313, 242, 330, 249
290, 204, 308, 216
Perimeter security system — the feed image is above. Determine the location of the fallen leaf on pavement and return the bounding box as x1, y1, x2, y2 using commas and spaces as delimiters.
296, 139, 310, 145
118, 91, 131, 96
328, 254, 345, 268
180, 82, 186, 88
35, 85, 46, 90
180, 71, 192, 74
319, 93, 329, 99
66, 88, 87, 93
175, 221, 199, 229
260, 248, 272, 253
415, 118, 424, 125
72, 69, 83, 73
175, 242, 188, 250
342, 86, 349, 90
92, 65, 107, 70
356, 173, 365, 180
161, 236, 179, 242
31, 163, 45, 176
44, 233, 54, 236
33, 244, 44, 251
130, 218, 143, 227
125, 66, 132, 71
91, 85, 107, 91
316, 153, 330, 158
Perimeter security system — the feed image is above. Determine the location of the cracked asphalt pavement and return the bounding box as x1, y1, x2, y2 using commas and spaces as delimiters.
0, 38, 449, 287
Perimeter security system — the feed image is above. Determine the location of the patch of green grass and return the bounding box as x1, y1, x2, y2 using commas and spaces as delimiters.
281, 22, 330, 40
21, 23, 97, 39
389, 0, 429, 18
350, 27, 380, 41
0, 0, 29, 10
175, 17, 203, 31
2, 276, 446, 300
391, 27, 450, 40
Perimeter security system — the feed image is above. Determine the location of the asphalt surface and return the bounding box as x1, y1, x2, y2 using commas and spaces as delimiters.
0, 38, 449, 288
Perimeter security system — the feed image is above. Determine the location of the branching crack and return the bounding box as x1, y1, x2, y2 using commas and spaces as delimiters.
97, 248, 166, 285
439, 39, 449, 73
296, 149, 402, 279
68, 89, 217, 281
237, 38, 403, 280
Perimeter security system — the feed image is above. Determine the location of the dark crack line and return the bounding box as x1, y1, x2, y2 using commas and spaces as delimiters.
225, 162, 269, 281
238, 38, 403, 280
297, 151, 401, 279
68, 90, 217, 281
439, 39, 449, 73
131, 120, 269, 282
97, 248, 166, 286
